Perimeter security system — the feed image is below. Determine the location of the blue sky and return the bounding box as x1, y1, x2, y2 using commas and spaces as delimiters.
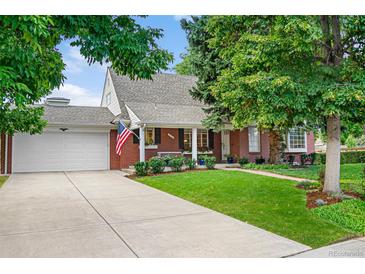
51, 15, 189, 106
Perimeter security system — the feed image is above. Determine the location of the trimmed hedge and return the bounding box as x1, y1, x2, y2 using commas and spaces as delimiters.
317, 151, 365, 164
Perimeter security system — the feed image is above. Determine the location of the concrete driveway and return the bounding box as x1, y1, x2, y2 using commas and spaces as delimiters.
0, 171, 310, 257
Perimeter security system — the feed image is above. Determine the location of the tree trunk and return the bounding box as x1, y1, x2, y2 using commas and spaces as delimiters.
323, 115, 341, 193
268, 130, 281, 164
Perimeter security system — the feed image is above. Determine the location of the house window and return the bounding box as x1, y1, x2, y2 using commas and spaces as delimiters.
183, 129, 209, 151
287, 128, 306, 152
248, 126, 260, 152
105, 93, 111, 106
145, 128, 155, 145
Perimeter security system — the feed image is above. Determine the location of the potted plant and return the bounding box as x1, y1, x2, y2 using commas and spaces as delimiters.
198, 156, 205, 165
225, 154, 235, 164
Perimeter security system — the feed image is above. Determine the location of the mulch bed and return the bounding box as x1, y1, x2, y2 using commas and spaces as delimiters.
306, 190, 362, 209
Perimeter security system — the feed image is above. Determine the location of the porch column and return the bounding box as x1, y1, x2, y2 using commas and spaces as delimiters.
192, 128, 198, 161
139, 126, 145, 162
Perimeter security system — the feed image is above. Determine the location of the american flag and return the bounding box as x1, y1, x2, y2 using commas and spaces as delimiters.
116, 121, 133, 156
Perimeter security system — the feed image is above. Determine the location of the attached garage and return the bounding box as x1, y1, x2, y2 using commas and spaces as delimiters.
1, 97, 120, 174
13, 131, 110, 173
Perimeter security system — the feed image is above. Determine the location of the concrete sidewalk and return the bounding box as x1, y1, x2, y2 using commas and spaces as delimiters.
0, 171, 310, 257
218, 167, 316, 182
290, 237, 365, 258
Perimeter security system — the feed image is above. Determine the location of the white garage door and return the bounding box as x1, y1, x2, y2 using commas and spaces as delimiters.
13, 131, 109, 172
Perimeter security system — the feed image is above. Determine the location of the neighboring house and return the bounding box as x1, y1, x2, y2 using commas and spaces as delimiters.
0, 68, 314, 174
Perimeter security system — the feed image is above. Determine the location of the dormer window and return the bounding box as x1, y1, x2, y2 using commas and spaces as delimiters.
105, 93, 111, 106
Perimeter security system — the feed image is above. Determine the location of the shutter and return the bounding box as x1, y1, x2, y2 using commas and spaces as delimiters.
178, 128, 184, 149
208, 129, 214, 149
155, 128, 161, 144
133, 129, 139, 144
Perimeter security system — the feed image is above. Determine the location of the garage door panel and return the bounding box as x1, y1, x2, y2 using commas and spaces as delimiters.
13, 132, 109, 172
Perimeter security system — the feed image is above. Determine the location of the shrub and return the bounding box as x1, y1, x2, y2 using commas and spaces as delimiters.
255, 156, 265, 165
309, 152, 316, 165
134, 161, 149, 177
148, 157, 165, 174
184, 158, 196, 170
242, 163, 289, 170
300, 154, 307, 166
287, 155, 295, 165
313, 199, 365, 233
345, 134, 357, 149
318, 165, 325, 188
317, 150, 365, 164
170, 156, 185, 172
296, 180, 321, 190
203, 156, 216, 169
162, 155, 173, 167
238, 157, 249, 167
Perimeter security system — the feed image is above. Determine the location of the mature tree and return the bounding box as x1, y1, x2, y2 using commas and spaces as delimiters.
178, 16, 231, 130
207, 16, 365, 193
0, 16, 173, 134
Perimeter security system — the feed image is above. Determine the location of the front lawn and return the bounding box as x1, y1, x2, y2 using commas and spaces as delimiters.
267, 163, 365, 197
267, 163, 364, 184
136, 170, 354, 248
0, 176, 7, 188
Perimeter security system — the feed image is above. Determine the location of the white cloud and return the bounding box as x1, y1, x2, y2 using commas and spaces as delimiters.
63, 45, 108, 75
48, 83, 101, 106
173, 15, 191, 22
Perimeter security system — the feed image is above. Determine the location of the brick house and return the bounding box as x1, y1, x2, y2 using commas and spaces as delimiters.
0, 68, 314, 174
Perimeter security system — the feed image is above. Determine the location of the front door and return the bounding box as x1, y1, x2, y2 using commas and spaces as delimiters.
221, 130, 230, 161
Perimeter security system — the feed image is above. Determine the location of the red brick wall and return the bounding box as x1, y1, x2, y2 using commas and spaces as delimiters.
0, 133, 5, 174
213, 132, 222, 162
228, 129, 314, 163
117, 128, 223, 168
109, 130, 120, 170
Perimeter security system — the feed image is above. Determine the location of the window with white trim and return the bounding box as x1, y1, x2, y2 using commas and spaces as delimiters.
287, 128, 306, 152
183, 129, 209, 151
145, 128, 155, 145
248, 126, 260, 152
105, 93, 111, 106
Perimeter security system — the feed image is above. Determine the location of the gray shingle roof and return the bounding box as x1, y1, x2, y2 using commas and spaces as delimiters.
109, 68, 207, 125
41, 105, 115, 126
125, 101, 206, 126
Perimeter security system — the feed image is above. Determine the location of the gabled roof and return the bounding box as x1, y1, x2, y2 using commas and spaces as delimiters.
109, 68, 207, 126
41, 105, 115, 126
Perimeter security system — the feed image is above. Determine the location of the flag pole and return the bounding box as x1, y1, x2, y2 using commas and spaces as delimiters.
117, 120, 140, 140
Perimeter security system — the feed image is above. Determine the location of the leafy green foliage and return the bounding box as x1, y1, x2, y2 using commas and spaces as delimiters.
203, 155, 216, 169
136, 170, 351, 247
242, 163, 289, 170
184, 158, 197, 170
134, 161, 149, 177
345, 135, 357, 148
238, 157, 249, 167
169, 156, 185, 172
0, 16, 173, 134
317, 151, 365, 164
148, 157, 165, 174
296, 180, 321, 190
313, 199, 365, 233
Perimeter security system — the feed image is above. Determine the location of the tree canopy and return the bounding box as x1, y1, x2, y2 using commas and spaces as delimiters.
0, 16, 173, 134
178, 15, 365, 192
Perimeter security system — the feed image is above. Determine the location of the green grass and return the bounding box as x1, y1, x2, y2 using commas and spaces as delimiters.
313, 199, 365, 233
267, 163, 363, 182
263, 163, 365, 196
0, 176, 7, 188
136, 170, 354, 248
